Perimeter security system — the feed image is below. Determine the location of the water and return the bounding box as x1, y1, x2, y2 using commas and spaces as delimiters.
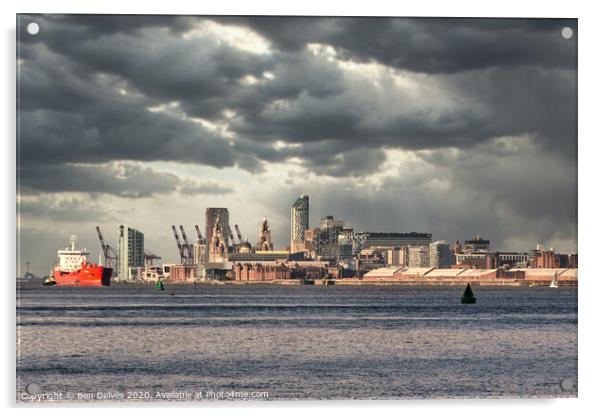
16, 283, 577, 401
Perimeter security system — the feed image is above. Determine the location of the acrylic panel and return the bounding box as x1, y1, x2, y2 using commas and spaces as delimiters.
16, 15, 578, 402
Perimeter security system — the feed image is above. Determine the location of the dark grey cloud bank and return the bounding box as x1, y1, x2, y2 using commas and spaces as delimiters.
17, 15, 577, 273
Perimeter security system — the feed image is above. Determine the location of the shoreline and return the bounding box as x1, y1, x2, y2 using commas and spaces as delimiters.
17, 279, 577, 288
108, 279, 577, 287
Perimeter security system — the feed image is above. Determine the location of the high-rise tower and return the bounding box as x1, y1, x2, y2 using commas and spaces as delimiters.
117, 224, 144, 280
290, 195, 309, 252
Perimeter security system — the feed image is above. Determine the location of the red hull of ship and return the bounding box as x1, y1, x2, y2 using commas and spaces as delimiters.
53, 264, 112, 287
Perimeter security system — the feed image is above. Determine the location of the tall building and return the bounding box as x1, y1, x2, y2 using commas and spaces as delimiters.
429, 241, 454, 268
315, 215, 350, 262
205, 208, 229, 261
290, 195, 309, 252
117, 224, 144, 280
408, 245, 430, 268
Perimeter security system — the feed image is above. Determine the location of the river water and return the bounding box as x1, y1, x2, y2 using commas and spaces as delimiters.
16, 283, 577, 401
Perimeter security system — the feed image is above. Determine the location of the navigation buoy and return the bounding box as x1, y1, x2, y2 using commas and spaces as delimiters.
155, 279, 165, 290
461, 283, 476, 304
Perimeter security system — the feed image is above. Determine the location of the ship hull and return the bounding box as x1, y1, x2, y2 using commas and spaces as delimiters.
53, 265, 112, 287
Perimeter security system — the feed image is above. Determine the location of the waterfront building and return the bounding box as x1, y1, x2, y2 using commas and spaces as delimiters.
529, 244, 578, 269
205, 208, 230, 257
337, 228, 354, 261
256, 215, 274, 251
229, 250, 292, 262
429, 241, 454, 268
208, 217, 228, 263
455, 252, 496, 269
117, 224, 144, 280
290, 195, 309, 252
497, 252, 530, 268
316, 215, 348, 262
464, 235, 490, 252
356, 249, 387, 275
168, 264, 197, 283
386, 247, 405, 266
233, 260, 330, 281
356, 232, 432, 250
408, 245, 430, 268
193, 242, 206, 265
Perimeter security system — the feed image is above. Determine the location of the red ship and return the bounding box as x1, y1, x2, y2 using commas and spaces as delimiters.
50, 236, 112, 286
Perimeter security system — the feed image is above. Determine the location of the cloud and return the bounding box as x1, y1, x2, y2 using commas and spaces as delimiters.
19, 162, 233, 198
19, 194, 115, 223
225, 17, 577, 74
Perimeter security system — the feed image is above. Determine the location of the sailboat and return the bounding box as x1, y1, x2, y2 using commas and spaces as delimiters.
549, 271, 559, 288
461, 283, 476, 304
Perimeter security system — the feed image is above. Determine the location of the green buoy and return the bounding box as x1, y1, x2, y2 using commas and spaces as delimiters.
155, 279, 164, 290
461, 283, 476, 304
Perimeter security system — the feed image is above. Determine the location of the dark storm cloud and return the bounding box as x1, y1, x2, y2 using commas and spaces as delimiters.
224, 17, 576, 73
18, 15, 577, 175
19, 163, 232, 198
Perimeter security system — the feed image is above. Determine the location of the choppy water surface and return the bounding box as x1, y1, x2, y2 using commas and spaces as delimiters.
16, 283, 577, 401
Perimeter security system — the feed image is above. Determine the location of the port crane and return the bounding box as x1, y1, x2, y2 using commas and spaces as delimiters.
225, 224, 240, 252
172, 225, 195, 265
234, 224, 243, 244
96, 226, 118, 269
179, 225, 195, 262
172, 225, 190, 265
144, 249, 162, 266
194, 225, 204, 244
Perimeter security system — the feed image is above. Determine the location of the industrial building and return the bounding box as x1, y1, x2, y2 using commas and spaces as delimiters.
117, 224, 144, 280
290, 195, 309, 252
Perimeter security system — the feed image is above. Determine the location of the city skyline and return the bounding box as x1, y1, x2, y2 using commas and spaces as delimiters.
17, 16, 577, 275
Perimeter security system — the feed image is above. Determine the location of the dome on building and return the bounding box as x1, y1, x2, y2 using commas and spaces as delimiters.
239, 241, 253, 253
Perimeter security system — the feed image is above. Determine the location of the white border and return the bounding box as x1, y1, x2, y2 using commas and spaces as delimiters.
3, 1, 600, 415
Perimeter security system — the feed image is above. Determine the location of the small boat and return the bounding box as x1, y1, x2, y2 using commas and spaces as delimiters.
155, 279, 165, 290
550, 271, 559, 288
42, 268, 56, 286
42, 276, 56, 286
461, 283, 476, 304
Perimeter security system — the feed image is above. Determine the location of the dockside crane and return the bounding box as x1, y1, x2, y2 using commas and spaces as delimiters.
234, 224, 243, 244
225, 224, 237, 244
96, 226, 118, 269
171, 225, 189, 265
179, 225, 195, 264
194, 225, 204, 244
144, 249, 162, 266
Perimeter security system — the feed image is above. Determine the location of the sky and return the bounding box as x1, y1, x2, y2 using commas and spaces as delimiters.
16, 15, 577, 276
